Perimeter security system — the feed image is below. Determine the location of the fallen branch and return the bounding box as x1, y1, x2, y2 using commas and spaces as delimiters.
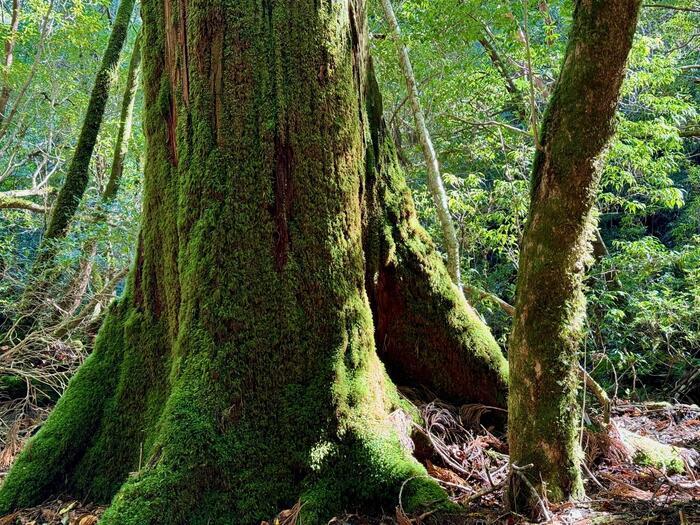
510, 463, 552, 521
0, 195, 47, 213
458, 478, 506, 505
581, 365, 611, 424
463, 285, 515, 316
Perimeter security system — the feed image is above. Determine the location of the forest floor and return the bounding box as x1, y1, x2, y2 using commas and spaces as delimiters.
0, 396, 697, 525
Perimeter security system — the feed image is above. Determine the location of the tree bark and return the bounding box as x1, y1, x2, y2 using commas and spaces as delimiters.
380, 0, 462, 286
363, 63, 509, 409
0, 1, 506, 523
506, 0, 641, 518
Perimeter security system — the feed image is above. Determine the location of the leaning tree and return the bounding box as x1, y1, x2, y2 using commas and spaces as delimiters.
20, 0, 137, 320
0, 1, 507, 523
506, 0, 641, 518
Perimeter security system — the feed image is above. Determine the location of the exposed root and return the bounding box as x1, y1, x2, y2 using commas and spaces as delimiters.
1, 397, 698, 524
0, 268, 126, 476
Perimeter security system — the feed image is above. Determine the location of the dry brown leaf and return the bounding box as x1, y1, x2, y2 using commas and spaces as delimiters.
77, 515, 99, 525
275, 500, 302, 525
0, 422, 22, 469
425, 460, 466, 486
606, 482, 654, 501
655, 419, 672, 431
395, 505, 412, 525
40, 508, 57, 520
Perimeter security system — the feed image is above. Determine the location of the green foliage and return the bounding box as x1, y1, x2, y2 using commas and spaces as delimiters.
588, 236, 700, 393
0, 0, 143, 322
370, 0, 699, 395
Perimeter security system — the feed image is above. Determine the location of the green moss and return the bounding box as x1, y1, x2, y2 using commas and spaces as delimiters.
0, 375, 26, 398
103, 29, 143, 202
620, 429, 685, 474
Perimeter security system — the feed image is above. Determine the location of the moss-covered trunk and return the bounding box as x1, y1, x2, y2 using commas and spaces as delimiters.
0, 1, 506, 523
34, 0, 136, 256
506, 0, 641, 517
60, 32, 143, 318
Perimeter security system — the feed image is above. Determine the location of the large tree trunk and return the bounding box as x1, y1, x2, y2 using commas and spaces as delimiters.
0, 1, 506, 523
506, 0, 641, 518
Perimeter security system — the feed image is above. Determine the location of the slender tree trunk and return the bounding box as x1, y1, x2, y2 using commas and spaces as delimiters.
36, 0, 136, 249
479, 23, 619, 289
506, 0, 641, 518
19, 0, 135, 321
380, 0, 461, 286
60, 31, 143, 317
0, 2, 506, 523
0, 0, 20, 125
103, 29, 142, 202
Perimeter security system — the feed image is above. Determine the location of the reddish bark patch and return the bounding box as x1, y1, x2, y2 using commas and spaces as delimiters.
163, 0, 191, 165
374, 264, 504, 408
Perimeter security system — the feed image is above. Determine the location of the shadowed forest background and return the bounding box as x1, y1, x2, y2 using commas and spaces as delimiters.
0, 0, 698, 524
